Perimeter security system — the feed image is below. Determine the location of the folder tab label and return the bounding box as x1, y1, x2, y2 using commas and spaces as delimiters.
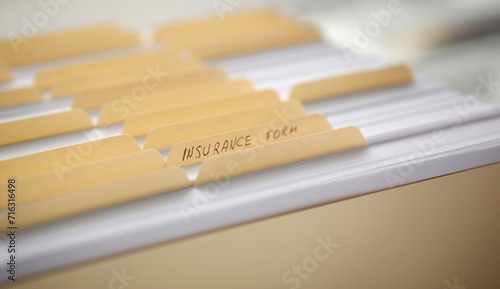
167, 114, 331, 166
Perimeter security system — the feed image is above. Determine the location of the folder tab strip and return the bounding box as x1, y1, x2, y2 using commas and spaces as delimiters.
0, 24, 120, 55
3, 150, 165, 208
50, 58, 201, 97
0, 59, 12, 83
123, 90, 280, 137
0, 135, 140, 178
36, 49, 187, 89
0, 87, 42, 108
195, 126, 368, 185
191, 25, 322, 60
4, 31, 141, 66
76, 77, 250, 111
163, 18, 303, 47
97, 70, 244, 125
155, 9, 284, 40
167, 114, 332, 167
144, 100, 306, 149
290, 64, 413, 102
10, 167, 191, 230
89, 68, 227, 115
0, 109, 94, 146
101, 81, 264, 122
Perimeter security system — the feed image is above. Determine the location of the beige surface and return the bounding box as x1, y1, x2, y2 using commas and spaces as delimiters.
10, 162, 500, 289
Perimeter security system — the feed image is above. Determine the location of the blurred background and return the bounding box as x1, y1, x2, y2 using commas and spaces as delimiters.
1, 0, 499, 102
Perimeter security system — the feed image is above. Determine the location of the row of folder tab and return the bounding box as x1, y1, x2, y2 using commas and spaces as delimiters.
1, 8, 500, 281
0, 10, 414, 230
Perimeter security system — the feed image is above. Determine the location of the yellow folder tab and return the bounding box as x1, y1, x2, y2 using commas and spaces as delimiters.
35, 49, 186, 89
3, 31, 141, 66
82, 67, 227, 110
187, 25, 321, 60
0, 135, 140, 179
123, 90, 281, 137
155, 9, 283, 41
290, 64, 413, 102
161, 17, 302, 48
0, 58, 12, 83
1, 150, 165, 208
75, 77, 250, 110
0, 87, 42, 108
0, 23, 120, 55
94, 69, 230, 126
101, 80, 254, 122
167, 114, 331, 167
108, 90, 280, 128
0, 109, 94, 146
144, 100, 306, 149
6, 167, 191, 230
50, 57, 201, 97
195, 126, 368, 186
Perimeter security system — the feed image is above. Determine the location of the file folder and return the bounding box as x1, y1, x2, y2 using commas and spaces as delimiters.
0, 109, 94, 146
0, 88, 42, 108
0, 59, 11, 83
0, 8, 498, 288
77, 69, 235, 110
35, 48, 185, 89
